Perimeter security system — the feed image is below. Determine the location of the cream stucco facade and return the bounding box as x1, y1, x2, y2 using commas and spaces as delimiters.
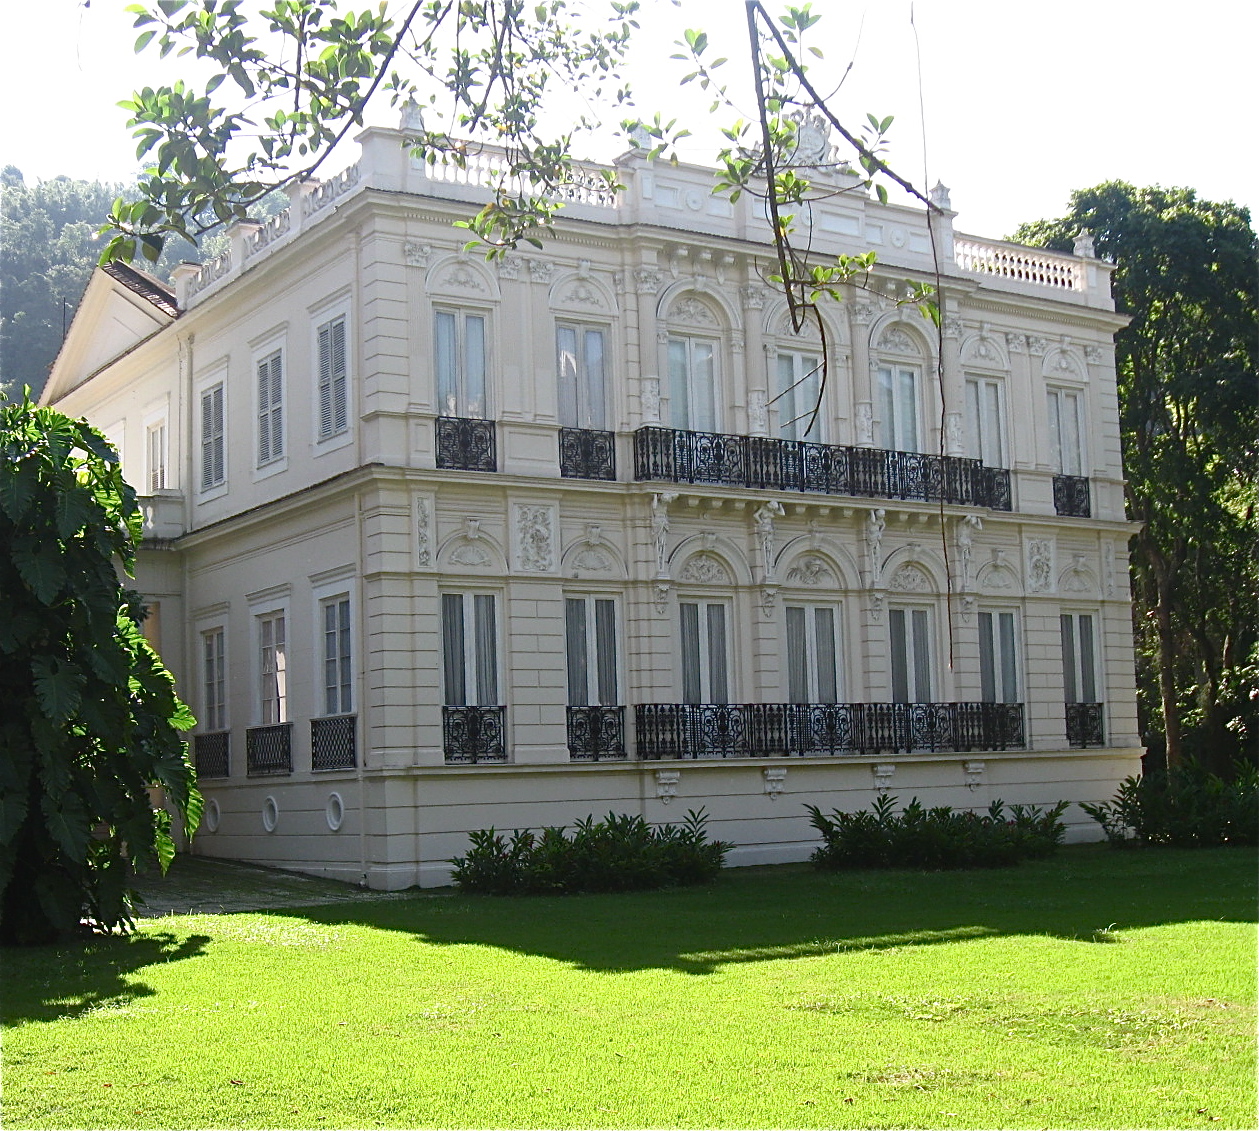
44, 127, 1140, 888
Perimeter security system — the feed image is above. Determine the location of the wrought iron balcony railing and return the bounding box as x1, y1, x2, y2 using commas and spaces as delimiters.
634, 427, 1012, 509
312, 714, 357, 770
246, 722, 293, 775
436, 416, 497, 472
1065, 702, 1105, 747
635, 701, 1026, 759
566, 705, 628, 760
443, 705, 507, 763
559, 427, 616, 480
193, 731, 230, 778
1053, 474, 1091, 517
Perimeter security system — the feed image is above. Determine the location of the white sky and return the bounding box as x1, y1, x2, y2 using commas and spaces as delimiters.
2, 0, 1255, 240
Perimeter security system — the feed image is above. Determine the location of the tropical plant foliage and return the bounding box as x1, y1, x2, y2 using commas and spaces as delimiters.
806, 795, 1069, 871
0, 398, 200, 944
1015, 185, 1258, 772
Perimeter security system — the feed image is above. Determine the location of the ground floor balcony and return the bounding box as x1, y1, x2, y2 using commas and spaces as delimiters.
443, 705, 507, 763
1053, 474, 1092, 516
634, 702, 1026, 759
1066, 702, 1105, 747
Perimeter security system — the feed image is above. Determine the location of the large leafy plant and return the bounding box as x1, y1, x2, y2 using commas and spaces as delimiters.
0, 397, 200, 944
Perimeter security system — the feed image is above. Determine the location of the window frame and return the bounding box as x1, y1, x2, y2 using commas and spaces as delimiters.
678, 597, 732, 705
888, 604, 935, 703
434, 307, 490, 420
254, 609, 289, 725
667, 333, 720, 434
774, 346, 825, 442
965, 373, 1008, 469
315, 313, 350, 443
564, 593, 620, 706
441, 591, 502, 707
556, 320, 609, 430
1047, 385, 1086, 477
198, 379, 227, 495
784, 601, 843, 704
977, 607, 1021, 704
255, 345, 286, 469
1060, 611, 1100, 704
318, 594, 353, 717
876, 363, 922, 453
201, 626, 228, 732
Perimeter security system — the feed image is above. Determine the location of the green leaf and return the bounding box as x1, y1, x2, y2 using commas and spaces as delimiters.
12, 538, 67, 604
32, 656, 84, 723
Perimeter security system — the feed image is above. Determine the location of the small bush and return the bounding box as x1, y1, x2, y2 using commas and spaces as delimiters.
806, 794, 1069, 871
1081, 763, 1258, 847
450, 809, 730, 894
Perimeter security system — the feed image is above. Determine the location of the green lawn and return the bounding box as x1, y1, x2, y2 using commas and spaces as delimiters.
4, 845, 1255, 1130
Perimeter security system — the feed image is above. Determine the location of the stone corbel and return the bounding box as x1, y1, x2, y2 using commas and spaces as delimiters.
873, 763, 895, 793
964, 761, 986, 791
763, 766, 787, 800
655, 769, 680, 804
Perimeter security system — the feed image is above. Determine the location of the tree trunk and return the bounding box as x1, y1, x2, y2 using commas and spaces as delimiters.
1155, 594, 1183, 768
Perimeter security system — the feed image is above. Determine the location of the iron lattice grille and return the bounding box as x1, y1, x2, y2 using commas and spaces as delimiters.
442, 705, 507, 763
633, 426, 1012, 510
436, 416, 497, 472
312, 714, 357, 770
634, 702, 1026, 759
566, 705, 627, 761
1065, 702, 1105, 747
1053, 474, 1092, 517
246, 722, 293, 775
193, 731, 230, 778
559, 427, 616, 480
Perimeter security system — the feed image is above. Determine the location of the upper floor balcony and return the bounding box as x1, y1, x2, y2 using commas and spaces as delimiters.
633, 426, 1012, 510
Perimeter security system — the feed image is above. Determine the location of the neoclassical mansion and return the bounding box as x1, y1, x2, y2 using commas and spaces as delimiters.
43, 125, 1140, 887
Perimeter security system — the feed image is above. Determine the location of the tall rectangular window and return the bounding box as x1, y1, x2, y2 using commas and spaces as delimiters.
200, 383, 225, 490
257, 612, 287, 724
321, 597, 352, 715
889, 607, 933, 702
680, 600, 729, 704
202, 628, 226, 731
668, 336, 718, 433
317, 316, 348, 439
147, 419, 167, 492
257, 349, 284, 465
785, 604, 841, 703
966, 375, 1006, 467
978, 610, 1019, 703
877, 364, 920, 452
1060, 613, 1098, 703
1047, 387, 1084, 476
442, 593, 498, 706
556, 323, 607, 429
565, 596, 618, 705
435, 310, 487, 418
776, 349, 823, 440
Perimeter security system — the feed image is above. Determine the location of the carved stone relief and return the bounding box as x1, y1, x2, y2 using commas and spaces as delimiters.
527, 258, 554, 284
855, 403, 874, 446
679, 553, 732, 585
786, 555, 834, 587
889, 563, 932, 592
865, 507, 886, 582
514, 504, 555, 572
1027, 538, 1054, 593
403, 242, 431, 268
651, 492, 677, 578
878, 325, 917, 354
415, 495, 433, 569
669, 296, 719, 327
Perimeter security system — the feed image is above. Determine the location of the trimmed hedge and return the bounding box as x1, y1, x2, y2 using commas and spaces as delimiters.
450, 809, 730, 894
1082, 763, 1258, 847
806, 795, 1068, 871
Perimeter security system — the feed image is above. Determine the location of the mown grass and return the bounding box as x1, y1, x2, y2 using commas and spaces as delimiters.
3, 844, 1255, 1129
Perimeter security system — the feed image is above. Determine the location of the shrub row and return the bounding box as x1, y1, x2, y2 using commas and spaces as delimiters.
1082, 763, 1258, 847
450, 809, 730, 894
806, 795, 1069, 871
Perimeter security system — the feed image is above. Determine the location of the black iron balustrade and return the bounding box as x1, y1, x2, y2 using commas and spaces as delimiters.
246, 722, 292, 775
312, 714, 357, 770
442, 705, 507, 763
436, 416, 497, 472
194, 731, 230, 778
1053, 474, 1091, 517
1065, 702, 1105, 747
634, 426, 1012, 510
634, 701, 1025, 759
566, 705, 628, 760
559, 427, 616, 480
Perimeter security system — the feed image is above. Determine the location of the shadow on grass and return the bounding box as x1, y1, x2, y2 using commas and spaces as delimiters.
0, 931, 211, 1026
283, 843, 1257, 975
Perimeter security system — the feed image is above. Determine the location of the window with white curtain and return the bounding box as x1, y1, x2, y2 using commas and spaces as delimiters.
668, 335, 718, 432
889, 606, 933, 702
785, 603, 842, 703
966, 374, 1006, 468
776, 348, 823, 440
147, 419, 168, 492
321, 596, 352, 715
564, 596, 618, 705
199, 383, 225, 490
256, 612, 287, 724
435, 309, 487, 418
679, 600, 729, 704
978, 609, 1019, 703
256, 349, 284, 465
557, 323, 607, 429
442, 593, 499, 706
877, 364, 920, 452
1047, 387, 1085, 476
1060, 612, 1099, 704
317, 315, 348, 439
202, 627, 226, 731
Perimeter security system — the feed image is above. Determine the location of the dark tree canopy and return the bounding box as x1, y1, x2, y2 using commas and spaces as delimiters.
1016, 183, 1259, 771
0, 399, 201, 945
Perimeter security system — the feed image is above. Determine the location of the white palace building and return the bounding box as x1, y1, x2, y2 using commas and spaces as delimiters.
43, 125, 1141, 887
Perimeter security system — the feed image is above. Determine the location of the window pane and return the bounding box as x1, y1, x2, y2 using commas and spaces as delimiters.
878, 366, 895, 450
435, 311, 457, 414
680, 602, 701, 704
474, 593, 497, 704
911, 609, 931, 700
814, 606, 837, 703
983, 381, 1003, 467
1079, 614, 1096, 702
1063, 393, 1081, 476
786, 606, 808, 703
966, 378, 981, 461
1048, 391, 1063, 473
707, 603, 728, 703
584, 329, 606, 429
998, 612, 1017, 702
668, 339, 689, 430
899, 368, 919, 453
1060, 614, 1077, 703
442, 593, 466, 705
465, 315, 486, 418
595, 598, 617, 705
556, 325, 578, 428
979, 611, 996, 703
565, 597, 588, 705
889, 608, 909, 702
